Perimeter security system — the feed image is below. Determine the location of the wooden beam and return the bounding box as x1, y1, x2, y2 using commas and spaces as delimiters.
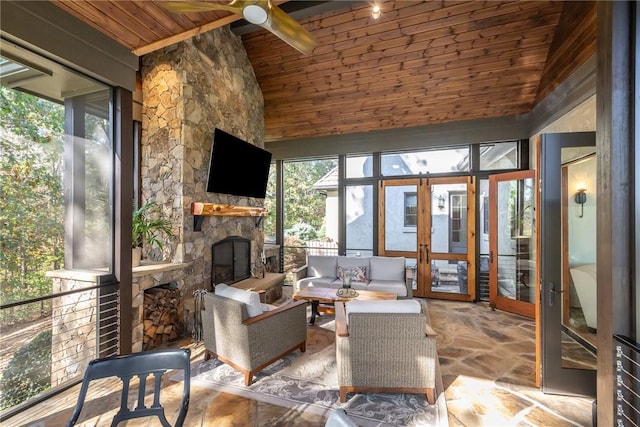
133, 14, 242, 56
191, 202, 267, 217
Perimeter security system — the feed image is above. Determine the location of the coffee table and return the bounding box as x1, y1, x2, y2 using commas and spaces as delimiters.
292, 287, 397, 325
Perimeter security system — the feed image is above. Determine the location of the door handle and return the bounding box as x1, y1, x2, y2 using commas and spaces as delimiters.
425, 244, 430, 263
489, 251, 494, 263
548, 282, 564, 307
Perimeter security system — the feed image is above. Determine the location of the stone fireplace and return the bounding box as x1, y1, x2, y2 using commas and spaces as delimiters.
133, 26, 267, 349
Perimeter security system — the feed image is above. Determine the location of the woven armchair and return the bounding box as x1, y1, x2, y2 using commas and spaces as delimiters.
335, 299, 438, 404
202, 291, 307, 385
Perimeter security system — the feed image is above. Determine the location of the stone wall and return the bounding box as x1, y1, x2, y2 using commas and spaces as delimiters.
140, 26, 266, 298
48, 270, 100, 386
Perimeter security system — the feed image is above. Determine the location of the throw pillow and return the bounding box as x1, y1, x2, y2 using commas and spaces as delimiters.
351, 265, 367, 282
215, 283, 263, 317
337, 265, 367, 282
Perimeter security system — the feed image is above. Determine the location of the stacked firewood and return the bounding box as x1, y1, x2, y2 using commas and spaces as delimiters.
143, 286, 183, 350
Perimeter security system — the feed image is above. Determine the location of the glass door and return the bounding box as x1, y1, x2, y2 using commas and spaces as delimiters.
540, 132, 596, 397
378, 178, 419, 294
489, 170, 536, 318
424, 177, 475, 301
379, 177, 475, 301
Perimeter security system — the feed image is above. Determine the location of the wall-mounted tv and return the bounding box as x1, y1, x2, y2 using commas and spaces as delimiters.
206, 128, 272, 199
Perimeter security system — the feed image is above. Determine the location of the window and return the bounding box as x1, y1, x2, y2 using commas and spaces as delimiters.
404, 192, 417, 226
448, 192, 467, 254
345, 184, 373, 255
1, 50, 117, 413
346, 155, 373, 178
281, 158, 338, 271
483, 196, 489, 234
263, 162, 277, 243
381, 147, 470, 176
479, 141, 518, 170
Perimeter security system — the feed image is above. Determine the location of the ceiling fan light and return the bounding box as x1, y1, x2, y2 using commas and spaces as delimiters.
243, 5, 268, 25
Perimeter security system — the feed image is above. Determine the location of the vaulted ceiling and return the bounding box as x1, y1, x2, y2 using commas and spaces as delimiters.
50, 1, 596, 142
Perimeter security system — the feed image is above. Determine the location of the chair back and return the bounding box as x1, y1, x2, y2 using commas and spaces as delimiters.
66, 348, 191, 427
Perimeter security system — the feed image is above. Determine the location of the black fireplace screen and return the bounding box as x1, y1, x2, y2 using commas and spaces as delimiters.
211, 236, 251, 287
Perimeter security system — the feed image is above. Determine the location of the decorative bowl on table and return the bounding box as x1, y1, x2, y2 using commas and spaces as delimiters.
336, 287, 359, 298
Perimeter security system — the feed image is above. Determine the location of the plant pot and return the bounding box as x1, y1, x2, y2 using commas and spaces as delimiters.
132, 247, 142, 267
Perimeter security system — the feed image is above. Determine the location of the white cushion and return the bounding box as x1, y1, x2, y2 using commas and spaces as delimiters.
367, 280, 408, 297
308, 255, 338, 278
345, 299, 421, 317
296, 277, 336, 290
215, 283, 263, 317
369, 256, 405, 281
261, 303, 278, 312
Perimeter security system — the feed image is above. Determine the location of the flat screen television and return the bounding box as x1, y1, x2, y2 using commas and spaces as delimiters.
206, 128, 272, 199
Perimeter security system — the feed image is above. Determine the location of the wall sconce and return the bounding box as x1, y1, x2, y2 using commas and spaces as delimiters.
437, 194, 445, 210
574, 189, 587, 218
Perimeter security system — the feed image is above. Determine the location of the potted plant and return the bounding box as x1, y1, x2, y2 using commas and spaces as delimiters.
132, 201, 173, 266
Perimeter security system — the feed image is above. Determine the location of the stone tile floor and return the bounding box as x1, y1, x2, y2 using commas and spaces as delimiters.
5, 288, 595, 426
428, 298, 594, 427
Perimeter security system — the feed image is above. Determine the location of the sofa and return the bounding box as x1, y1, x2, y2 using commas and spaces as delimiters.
295, 255, 411, 298
335, 299, 438, 404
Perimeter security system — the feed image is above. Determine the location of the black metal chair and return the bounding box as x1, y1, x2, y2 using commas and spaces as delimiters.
66, 348, 191, 427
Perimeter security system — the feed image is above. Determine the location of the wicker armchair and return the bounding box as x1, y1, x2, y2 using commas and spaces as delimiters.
202, 291, 307, 385
335, 299, 438, 404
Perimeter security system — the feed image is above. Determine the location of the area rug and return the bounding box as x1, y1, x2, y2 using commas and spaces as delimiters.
177, 318, 448, 427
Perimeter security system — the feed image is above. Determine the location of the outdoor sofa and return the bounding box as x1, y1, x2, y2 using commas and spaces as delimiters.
294, 255, 412, 298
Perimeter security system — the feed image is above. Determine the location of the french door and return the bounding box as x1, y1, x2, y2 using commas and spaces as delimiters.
378, 177, 475, 301
488, 170, 536, 318
539, 132, 596, 397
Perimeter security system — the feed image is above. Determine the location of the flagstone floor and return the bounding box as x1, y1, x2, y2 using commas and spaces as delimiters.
4, 286, 595, 426
427, 299, 594, 427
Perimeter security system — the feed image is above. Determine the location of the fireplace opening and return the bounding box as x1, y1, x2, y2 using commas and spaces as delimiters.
212, 236, 251, 287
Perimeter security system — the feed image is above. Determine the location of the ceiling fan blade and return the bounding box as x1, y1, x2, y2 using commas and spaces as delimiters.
160, 1, 239, 14
160, 0, 316, 56
262, 1, 316, 55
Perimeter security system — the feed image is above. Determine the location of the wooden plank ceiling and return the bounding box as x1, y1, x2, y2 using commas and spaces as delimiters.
51, 1, 571, 143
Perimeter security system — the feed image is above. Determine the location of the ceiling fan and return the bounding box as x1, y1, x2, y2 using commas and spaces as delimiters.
160, 0, 317, 55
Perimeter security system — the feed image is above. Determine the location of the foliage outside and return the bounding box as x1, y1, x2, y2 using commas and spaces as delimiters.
264, 159, 336, 245
0, 87, 64, 312
0, 87, 64, 410
0, 330, 52, 410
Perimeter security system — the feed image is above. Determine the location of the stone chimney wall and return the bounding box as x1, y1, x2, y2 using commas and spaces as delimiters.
140, 27, 266, 296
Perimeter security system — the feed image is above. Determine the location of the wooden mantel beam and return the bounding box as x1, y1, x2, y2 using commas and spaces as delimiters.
191, 203, 267, 217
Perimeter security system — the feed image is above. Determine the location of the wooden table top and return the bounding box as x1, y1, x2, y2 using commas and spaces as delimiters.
292, 287, 397, 304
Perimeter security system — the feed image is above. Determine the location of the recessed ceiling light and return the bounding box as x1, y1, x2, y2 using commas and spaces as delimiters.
371, 4, 381, 20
